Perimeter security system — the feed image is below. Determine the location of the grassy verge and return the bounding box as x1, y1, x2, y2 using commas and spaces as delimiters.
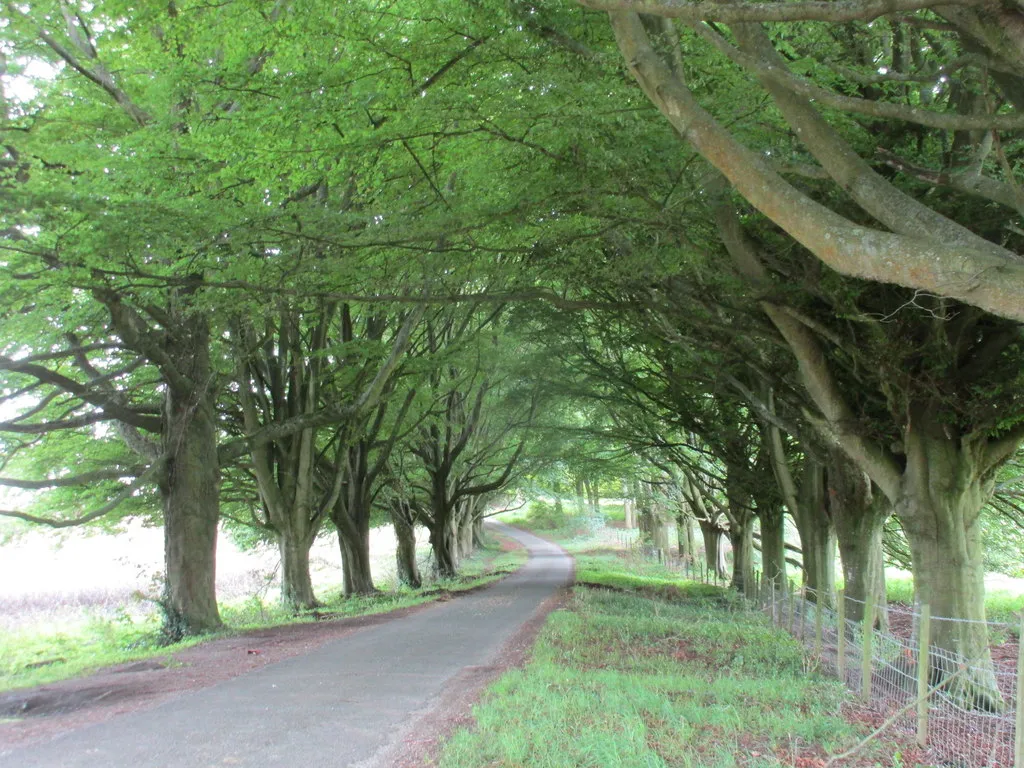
0, 535, 527, 693
436, 555, 913, 768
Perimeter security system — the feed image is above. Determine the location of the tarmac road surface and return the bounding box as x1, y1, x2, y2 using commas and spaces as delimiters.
0, 522, 572, 768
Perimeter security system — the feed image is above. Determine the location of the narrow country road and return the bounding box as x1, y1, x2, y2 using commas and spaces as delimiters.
0, 523, 572, 768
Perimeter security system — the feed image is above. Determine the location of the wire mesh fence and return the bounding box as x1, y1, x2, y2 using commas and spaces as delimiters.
608, 533, 1023, 768
755, 580, 1021, 768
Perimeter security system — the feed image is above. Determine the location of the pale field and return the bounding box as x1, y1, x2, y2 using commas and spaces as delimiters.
0, 521, 433, 634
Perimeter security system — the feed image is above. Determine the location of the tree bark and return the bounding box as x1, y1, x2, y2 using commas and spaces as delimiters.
430, 511, 459, 578
584, 477, 599, 515
829, 448, 888, 627
792, 458, 837, 603
758, 500, 787, 590
158, 318, 222, 639
457, 505, 476, 560
698, 518, 728, 578
897, 409, 1002, 710
279, 528, 318, 610
335, 510, 375, 596
472, 515, 486, 549
390, 502, 421, 589
676, 509, 695, 559
724, 463, 755, 594
727, 520, 753, 594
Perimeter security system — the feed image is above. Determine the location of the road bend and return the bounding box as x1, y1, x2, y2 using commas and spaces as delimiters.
1, 523, 572, 768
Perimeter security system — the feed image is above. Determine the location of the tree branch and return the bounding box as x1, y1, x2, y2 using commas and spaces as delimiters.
0, 460, 163, 528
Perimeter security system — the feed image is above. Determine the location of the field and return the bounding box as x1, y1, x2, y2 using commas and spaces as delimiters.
0, 521, 525, 691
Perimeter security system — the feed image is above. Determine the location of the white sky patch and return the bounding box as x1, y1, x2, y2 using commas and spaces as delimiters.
2, 57, 62, 104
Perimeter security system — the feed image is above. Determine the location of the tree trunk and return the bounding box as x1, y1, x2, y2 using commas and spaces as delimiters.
676, 510, 695, 560
758, 501, 787, 591
792, 459, 836, 603
472, 515, 486, 549
727, 518, 753, 594
698, 518, 728, 578
552, 480, 564, 517
725, 465, 754, 594
829, 448, 888, 627
622, 479, 635, 528
336, 511, 375, 596
457, 507, 475, 560
391, 503, 421, 589
279, 528, 318, 610
430, 515, 459, 578
897, 417, 1002, 710
159, 322, 222, 639
584, 477, 599, 515
574, 475, 586, 515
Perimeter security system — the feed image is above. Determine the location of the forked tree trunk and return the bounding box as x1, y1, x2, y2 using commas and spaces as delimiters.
897, 421, 1002, 710
758, 501, 787, 591
829, 449, 888, 627
159, 321, 222, 639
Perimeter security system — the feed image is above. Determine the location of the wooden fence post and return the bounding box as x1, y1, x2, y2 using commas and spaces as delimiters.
787, 580, 796, 633
1014, 611, 1023, 768
861, 591, 874, 702
916, 603, 931, 748
799, 587, 808, 642
837, 589, 846, 682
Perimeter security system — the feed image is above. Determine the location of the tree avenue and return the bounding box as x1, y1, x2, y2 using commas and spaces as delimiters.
0, 0, 1022, 710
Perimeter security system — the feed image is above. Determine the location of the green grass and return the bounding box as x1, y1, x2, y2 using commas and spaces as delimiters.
0, 536, 527, 693
0, 616, 206, 693
436, 569, 908, 768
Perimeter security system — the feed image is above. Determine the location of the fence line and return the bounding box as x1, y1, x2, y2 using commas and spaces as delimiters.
610, 532, 1022, 768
